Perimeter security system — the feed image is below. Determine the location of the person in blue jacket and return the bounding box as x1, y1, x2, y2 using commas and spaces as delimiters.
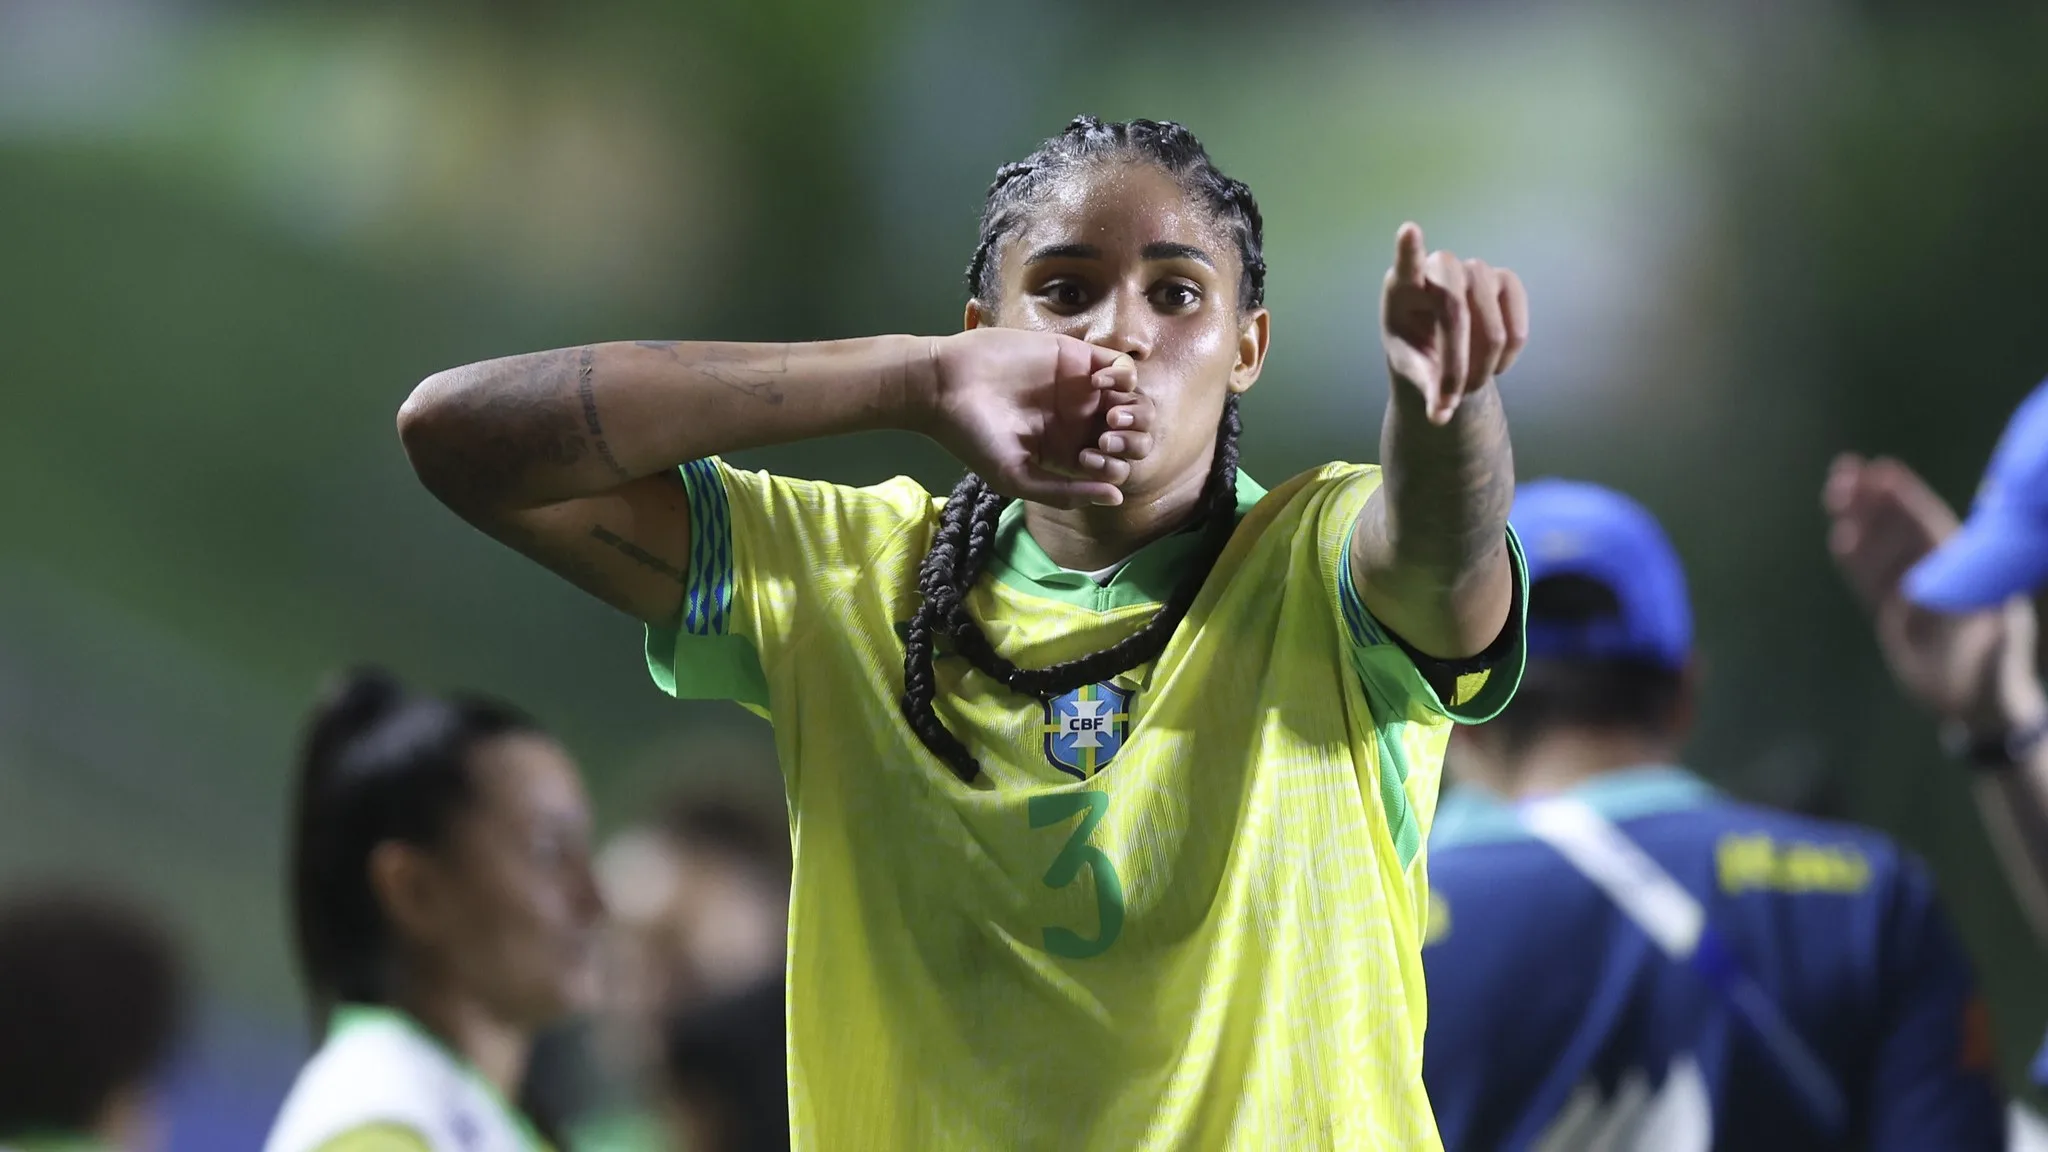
1423, 478, 2005, 1152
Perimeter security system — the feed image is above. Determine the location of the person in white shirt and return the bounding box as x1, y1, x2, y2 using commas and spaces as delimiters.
265, 669, 605, 1152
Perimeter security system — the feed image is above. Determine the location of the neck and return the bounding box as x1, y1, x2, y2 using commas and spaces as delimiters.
1024, 461, 1213, 572
391, 973, 531, 1098
1468, 728, 1678, 801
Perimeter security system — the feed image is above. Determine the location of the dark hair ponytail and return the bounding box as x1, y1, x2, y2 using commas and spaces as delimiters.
289, 667, 539, 1029
902, 117, 1262, 782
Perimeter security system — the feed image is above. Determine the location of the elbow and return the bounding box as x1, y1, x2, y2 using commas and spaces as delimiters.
395, 369, 454, 457
395, 369, 480, 510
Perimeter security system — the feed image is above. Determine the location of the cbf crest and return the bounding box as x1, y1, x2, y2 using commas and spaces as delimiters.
1042, 681, 1132, 779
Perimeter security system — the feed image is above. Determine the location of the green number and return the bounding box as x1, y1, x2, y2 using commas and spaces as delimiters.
1028, 791, 1125, 959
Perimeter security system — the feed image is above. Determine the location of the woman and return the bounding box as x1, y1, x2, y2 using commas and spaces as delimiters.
399, 117, 1530, 1149
266, 670, 605, 1152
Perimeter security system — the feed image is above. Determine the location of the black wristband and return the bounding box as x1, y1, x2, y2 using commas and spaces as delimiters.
1941, 716, 2048, 773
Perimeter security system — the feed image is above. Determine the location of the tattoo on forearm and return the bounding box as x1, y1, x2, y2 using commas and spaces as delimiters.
590, 525, 688, 586
693, 345, 788, 406
632, 340, 787, 405
575, 346, 633, 481
1377, 385, 1513, 577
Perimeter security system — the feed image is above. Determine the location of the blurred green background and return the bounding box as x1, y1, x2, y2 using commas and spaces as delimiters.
6, 0, 2048, 1123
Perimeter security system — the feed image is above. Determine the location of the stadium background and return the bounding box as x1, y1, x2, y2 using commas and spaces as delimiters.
4, 0, 2048, 1143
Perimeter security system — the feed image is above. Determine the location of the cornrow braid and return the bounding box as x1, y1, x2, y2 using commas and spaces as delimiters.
904, 117, 1264, 782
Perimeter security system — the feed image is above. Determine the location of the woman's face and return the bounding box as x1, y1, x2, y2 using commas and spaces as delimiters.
410, 734, 605, 1027
975, 159, 1269, 502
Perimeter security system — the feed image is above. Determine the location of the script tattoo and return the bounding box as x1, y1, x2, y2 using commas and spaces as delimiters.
590, 525, 688, 586
576, 346, 632, 481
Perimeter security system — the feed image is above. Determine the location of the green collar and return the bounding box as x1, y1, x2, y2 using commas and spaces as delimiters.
330, 1004, 551, 1151
1431, 765, 1719, 849
986, 471, 1268, 611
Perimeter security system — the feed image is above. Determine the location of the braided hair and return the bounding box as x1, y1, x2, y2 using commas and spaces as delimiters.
901, 117, 1267, 782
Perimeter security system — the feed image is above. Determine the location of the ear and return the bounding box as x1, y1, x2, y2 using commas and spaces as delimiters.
368, 840, 448, 951
1228, 307, 1270, 395
963, 299, 989, 332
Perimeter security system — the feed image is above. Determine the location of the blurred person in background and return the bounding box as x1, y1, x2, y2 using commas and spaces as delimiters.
659, 974, 788, 1152
1423, 479, 2004, 1151
398, 113, 1530, 1148
1828, 377, 2048, 1114
265, 669, 605, 1152
564, 787, 790, 1152
600, 788, 789, 1025
0, 885, 187, 1152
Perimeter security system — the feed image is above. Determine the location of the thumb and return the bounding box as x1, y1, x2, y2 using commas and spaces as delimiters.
1076, 338, 1133, 375
1385, 345, 1440, 408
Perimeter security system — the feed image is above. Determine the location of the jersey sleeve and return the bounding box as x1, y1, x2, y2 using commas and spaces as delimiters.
310, 1124, 436, 1152
1313, 465, 1529, 870
1321, 468, 1530, 726
1864, 856, 2007, 1151
643, 457, 931, 714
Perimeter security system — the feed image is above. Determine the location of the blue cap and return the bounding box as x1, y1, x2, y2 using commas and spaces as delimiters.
1511, 479, 1692, 670
1906, 378, 2048, 611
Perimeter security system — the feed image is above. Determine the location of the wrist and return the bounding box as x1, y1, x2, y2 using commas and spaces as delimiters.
1945, 683, 2048, 771
890, 334, 944, 436
1958, 676, 2048, 743
1943, 715, 2048, 772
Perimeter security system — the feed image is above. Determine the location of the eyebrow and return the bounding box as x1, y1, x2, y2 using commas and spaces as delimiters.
1140, 241, 1215, 269
1022, 241, 1217, 269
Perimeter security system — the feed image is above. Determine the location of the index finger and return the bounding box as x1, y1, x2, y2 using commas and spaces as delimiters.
1053, 335, 1130, 379
1393, 222, 1427, 288
1087, 341, 1135, 374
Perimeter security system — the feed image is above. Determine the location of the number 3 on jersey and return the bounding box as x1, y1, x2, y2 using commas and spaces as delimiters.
1028, 791, 1125, 959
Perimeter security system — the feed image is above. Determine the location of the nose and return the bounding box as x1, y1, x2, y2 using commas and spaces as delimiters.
1086, 285, 1153, 362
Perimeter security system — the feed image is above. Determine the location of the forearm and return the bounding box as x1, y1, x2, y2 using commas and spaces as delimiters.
397, 336, 929, 515
1971, 759, 2048, 949
1353, 383, 1515, 658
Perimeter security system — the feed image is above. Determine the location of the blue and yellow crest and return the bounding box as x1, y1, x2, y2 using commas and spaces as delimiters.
1042, 681, 1132, 779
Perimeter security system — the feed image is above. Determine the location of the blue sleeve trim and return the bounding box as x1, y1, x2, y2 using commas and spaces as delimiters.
680, 458, 734, 637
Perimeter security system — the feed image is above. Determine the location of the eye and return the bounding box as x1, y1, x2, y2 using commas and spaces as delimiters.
1034, 278, 1094, 313
1150, 281, 1202, 311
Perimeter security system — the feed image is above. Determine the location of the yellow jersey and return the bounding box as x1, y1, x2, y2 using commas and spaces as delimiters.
646, 458, 1528, 1150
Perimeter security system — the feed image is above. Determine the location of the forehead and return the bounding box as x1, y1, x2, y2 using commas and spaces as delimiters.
464, 734, 588, 826
1008, 159, 1235, 260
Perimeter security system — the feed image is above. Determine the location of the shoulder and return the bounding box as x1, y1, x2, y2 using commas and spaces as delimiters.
264, 1022, 449, 1152
1252, 462, 1383, 513
705, 459, 937, 525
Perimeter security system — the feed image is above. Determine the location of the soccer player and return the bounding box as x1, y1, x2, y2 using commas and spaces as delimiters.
0, 886, 186, 1152
1827, 376, 2048, 1100
265, 670, 605, 1152
399, 116, 1530, 1148
1422, 479, 2005, 1151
